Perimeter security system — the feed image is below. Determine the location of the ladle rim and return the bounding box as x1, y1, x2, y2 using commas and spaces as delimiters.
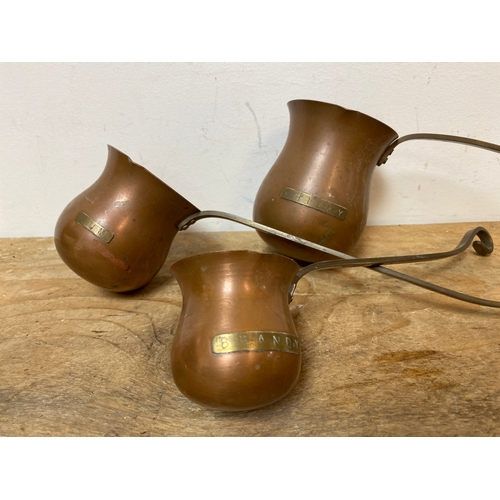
170, 249, 298, 272
287, 99, 399, 137
106, 145, 199, 209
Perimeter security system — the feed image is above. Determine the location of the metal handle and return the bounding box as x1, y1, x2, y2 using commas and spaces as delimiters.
177, 211, 499, 309
377, 133, 500, 166
287, 226, 493, 302
178, 210, 356, 260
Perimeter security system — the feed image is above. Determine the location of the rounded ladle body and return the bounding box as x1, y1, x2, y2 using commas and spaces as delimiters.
252, 99, 500, 262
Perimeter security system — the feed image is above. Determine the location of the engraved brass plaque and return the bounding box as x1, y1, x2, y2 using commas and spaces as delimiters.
212, 331, 300, 355
75, 212, 114, 244
280, 187, 347, 221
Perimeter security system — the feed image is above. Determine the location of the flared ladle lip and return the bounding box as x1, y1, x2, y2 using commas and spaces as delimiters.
286, 100, 500, 167
106, 144, 200, 212
108, 144, 163, 181
170, 248, 293, 266
286, 99, 399, 136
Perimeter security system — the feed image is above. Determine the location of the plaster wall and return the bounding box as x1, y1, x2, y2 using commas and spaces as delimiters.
1, 62, 500, 237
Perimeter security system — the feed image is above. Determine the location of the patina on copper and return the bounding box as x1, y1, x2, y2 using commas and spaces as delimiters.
253, 99, 500, 262
169, 235, 499, 411
54, 145, 199, 291
170, 250, 302, 412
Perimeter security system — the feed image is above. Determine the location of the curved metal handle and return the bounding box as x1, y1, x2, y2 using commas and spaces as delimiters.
368, 266, 500, 309
178, 210, 356, 260
177, 211, 499, 309
377, 133, 500, 166
288, 226, 493, 301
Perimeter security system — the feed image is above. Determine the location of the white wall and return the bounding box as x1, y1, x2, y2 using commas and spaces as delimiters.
1, 62, 500, 238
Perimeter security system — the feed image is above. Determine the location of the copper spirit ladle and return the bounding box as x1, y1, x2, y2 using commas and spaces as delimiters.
169, 242, 498, 412
252, 99, 500, 262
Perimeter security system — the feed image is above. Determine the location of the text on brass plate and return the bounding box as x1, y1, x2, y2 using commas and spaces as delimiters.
75, 212, 114, 244
280, 187, 347, 221
212, 331, 300, 355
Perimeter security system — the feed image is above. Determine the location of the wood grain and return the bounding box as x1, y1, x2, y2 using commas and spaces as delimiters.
1, 222, 499, 436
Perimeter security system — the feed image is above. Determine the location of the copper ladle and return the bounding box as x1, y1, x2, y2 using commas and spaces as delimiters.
169, 240, 500, 412
252, 99, 500, 262
54, 145, 199, 291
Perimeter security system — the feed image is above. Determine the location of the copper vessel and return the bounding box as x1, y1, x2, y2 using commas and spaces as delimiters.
54, 145, 199, 291
170, 250, 302, 411
253, 99, 500, 262
168, 234, 499, 411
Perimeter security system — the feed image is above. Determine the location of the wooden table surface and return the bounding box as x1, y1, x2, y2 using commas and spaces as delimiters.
1, 222, 499, 436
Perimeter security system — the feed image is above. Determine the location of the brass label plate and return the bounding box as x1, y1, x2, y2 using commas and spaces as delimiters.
212, 331, 300, 355
280, 187, 347, 221
75, 212, 114, 244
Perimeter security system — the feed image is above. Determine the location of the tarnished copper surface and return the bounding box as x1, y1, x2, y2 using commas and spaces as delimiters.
253, 99, 398, 262
169, 237, 499, 412
170, 250, 302, 411
54, 145, 199, 291
253, 99, 500, 262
